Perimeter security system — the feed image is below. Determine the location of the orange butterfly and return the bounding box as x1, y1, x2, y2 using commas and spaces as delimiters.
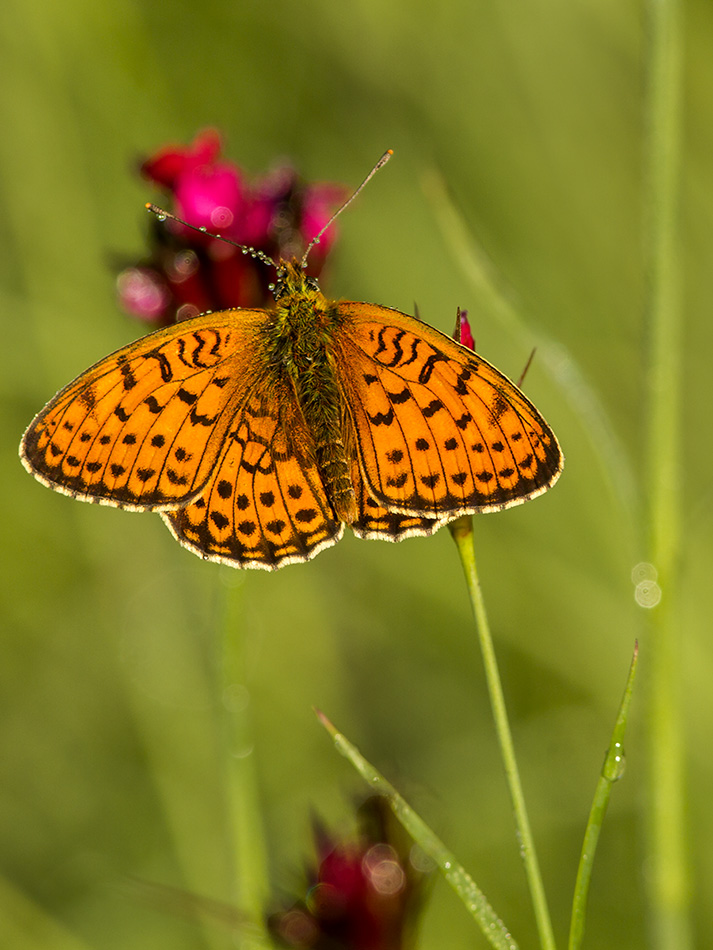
20, 154, 562, 569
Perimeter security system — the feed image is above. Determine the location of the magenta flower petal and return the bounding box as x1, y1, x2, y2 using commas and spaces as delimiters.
301, 183, 349, 254
174, 164, 243, 233
121, 131, 346, 325
141, 128, 223, 188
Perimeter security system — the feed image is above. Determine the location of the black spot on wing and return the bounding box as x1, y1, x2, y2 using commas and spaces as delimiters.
386, 387, 411, 405
190, 406, 220, 427
119, 359, 138, 390
417, 350, 448, 384
147, 349, 174, 383
422, 399, 443, 419
368, 407, 395, 426
217, 480, 232, 499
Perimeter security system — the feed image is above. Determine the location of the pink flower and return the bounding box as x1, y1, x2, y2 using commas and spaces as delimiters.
117, 130, 346, 326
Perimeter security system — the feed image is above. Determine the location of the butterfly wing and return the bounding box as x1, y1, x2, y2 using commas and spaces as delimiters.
336, 302, 563, 517
20, 310, 271, 510
163, 386, 342, 569
350, 459, 446, 541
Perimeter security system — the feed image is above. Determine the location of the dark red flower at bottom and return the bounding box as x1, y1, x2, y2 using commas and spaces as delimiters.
269, 798, 428, 950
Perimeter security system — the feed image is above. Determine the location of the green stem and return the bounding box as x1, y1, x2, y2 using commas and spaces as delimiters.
220, 583, 271, 947
568, 643, 639, 950
450, 518, 556, 950
642, 0, 690, 946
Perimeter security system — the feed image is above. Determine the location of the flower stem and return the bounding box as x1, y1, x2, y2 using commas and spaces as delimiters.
642, 0, 691, 945
450, 517, 556, 950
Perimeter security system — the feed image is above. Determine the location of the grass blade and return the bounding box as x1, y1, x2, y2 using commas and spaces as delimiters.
568, 642, 640, 950
316, 709, 519, 950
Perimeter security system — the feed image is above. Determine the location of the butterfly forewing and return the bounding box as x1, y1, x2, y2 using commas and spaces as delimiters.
21, 311, 269, 510
337, 303, 562, 516
164, 386, 342, 568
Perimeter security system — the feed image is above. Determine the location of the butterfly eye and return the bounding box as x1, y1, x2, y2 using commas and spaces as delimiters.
305, 276, 320, 292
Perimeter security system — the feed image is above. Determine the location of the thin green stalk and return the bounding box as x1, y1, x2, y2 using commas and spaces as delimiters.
315, 710, 519, 950
568, 643, 639, 950
642, 0, 690, 946
450, 517, 556, 950
220, 582, 272, 948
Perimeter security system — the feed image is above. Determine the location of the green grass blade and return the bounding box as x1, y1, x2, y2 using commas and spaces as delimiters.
568, 642, 640, 950
316, 710, 519, 950
220, 583, 271, 945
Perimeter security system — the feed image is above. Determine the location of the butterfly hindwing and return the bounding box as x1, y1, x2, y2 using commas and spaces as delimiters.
336, 302, 562, 516
350, 459, 447, 541
164, 385, 343, 569
20, 310, 270, 510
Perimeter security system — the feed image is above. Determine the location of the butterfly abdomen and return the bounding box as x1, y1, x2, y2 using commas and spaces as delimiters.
290, 330, 357, 525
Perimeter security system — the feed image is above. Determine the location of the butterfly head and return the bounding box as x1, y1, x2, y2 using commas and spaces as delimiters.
272, 259, 321, 303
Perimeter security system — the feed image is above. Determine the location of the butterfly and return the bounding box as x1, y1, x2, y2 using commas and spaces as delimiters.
20, 155, 562, 570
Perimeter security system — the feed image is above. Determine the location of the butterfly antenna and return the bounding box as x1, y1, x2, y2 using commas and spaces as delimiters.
300, 149, 393, 267
144, 203, 277, 269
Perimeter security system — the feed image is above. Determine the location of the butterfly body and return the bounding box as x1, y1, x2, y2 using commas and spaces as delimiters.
21, 260, 562, 569
266, 260, 358, 523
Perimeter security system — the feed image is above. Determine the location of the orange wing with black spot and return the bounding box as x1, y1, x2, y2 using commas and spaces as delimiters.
336, 302, 563, 521
21, 309, 344, 569
349, 460, 446, 541
20, 310, 271, 510
163, 386, 342, 569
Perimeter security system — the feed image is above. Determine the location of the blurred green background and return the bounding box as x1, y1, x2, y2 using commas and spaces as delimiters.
2, 0, 712, 947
